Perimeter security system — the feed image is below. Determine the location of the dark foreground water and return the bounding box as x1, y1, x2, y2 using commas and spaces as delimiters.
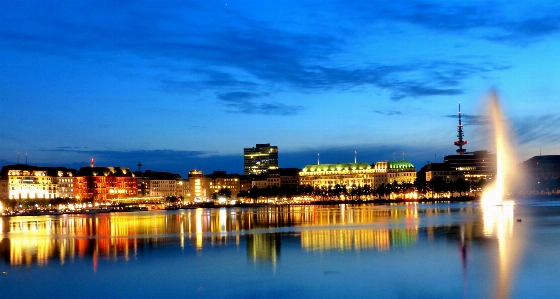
1, 197, 560, 299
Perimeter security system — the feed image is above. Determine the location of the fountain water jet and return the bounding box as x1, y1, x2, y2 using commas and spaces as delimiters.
479, 89, 524, 299
481, 90, 518, 206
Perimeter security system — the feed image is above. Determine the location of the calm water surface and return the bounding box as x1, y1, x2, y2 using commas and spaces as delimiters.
1, 197, 560, 298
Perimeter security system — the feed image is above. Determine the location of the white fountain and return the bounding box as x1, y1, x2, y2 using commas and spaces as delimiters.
481, 90, 518, 206
479, 89, 523, 299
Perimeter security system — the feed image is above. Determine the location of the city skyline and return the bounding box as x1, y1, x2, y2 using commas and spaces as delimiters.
2, 1, 560, 176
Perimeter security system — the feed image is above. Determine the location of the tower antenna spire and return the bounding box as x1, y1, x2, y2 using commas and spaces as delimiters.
454, 102, 468, 155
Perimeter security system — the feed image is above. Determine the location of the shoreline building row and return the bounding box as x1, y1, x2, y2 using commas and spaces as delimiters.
0, 164, 138, 202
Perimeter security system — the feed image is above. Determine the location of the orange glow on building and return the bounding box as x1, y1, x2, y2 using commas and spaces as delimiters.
74, 167, 137, 202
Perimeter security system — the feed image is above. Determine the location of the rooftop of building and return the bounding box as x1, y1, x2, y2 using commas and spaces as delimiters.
384, 160, 415, 170
0, 164, 77, 176
78, 166, 134, 177
524, 155, 560, 164
268, 168, 301, 175
301, 162, 372, 172
134, 170, 182, 179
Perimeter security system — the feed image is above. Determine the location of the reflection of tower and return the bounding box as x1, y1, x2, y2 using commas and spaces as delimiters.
454, 103, 468, 155
459, 225, 469, 298
246, 233, 281, 267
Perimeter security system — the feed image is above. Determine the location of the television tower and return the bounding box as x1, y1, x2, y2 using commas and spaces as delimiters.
454, 102, 467, 155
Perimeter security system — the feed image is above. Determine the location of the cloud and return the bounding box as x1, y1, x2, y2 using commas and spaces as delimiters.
36, 148, 236, 176
281, 143, 451, 170
513, 114, 560, 145
444, 112, 560, 147
188, 125, 206, 130
216, 92, 305, 115
445, 114, 488, 126
375, 110, 402, 116
0, 0, 514, 105
23, 141, 456, 175
350, 1, 560, 45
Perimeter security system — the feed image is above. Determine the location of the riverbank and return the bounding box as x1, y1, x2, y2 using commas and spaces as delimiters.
0, 196, 484, 217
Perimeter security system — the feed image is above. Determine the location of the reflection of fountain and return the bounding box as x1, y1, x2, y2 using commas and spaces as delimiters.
479, 90, 523, 299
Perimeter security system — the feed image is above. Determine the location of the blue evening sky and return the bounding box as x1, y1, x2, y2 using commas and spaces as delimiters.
1, 0, 559, 176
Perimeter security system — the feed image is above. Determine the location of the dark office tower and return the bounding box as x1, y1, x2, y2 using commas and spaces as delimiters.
244, 144, 278, 175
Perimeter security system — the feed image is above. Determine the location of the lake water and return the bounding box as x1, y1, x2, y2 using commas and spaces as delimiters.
1, 197, 560, 299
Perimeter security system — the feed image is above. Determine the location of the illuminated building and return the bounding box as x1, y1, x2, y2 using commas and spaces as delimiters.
74, 166, 136, 202
185, 170, 241, 202
135, 170, 183, 197
420, 150, 497, 184
443, 150, 497, 181
423, 163, 462, 182
299, 160, 416, 190
244, 143, 278, 175
239, 175, 259, 192
247, 168, 301, 189
300, 162, 374, 188
207, 171, 240, 198
57, 171, 76, 198
238, 169, 299, 192
372, 161, 417, 188
0, 164, 76, 200
268, 168, 300, 187
186, 170, 207, 202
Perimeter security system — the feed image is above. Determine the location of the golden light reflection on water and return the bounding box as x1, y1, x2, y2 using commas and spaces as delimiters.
0, 204, 490, 271
482, 202, 524, 299
0, 205, 417, 265
300, 228, 419, 252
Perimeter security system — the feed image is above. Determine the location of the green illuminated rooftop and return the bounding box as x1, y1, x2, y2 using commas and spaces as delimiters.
301, 162, 372, 172
387, 160, 415, 169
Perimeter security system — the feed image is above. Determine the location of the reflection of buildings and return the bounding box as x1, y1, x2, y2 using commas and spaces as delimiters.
301, 229, 393, 251
0, 204, 497, 270
0, 213, 185, 267
244, 143, 278, 175
246, 234, 280, 265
